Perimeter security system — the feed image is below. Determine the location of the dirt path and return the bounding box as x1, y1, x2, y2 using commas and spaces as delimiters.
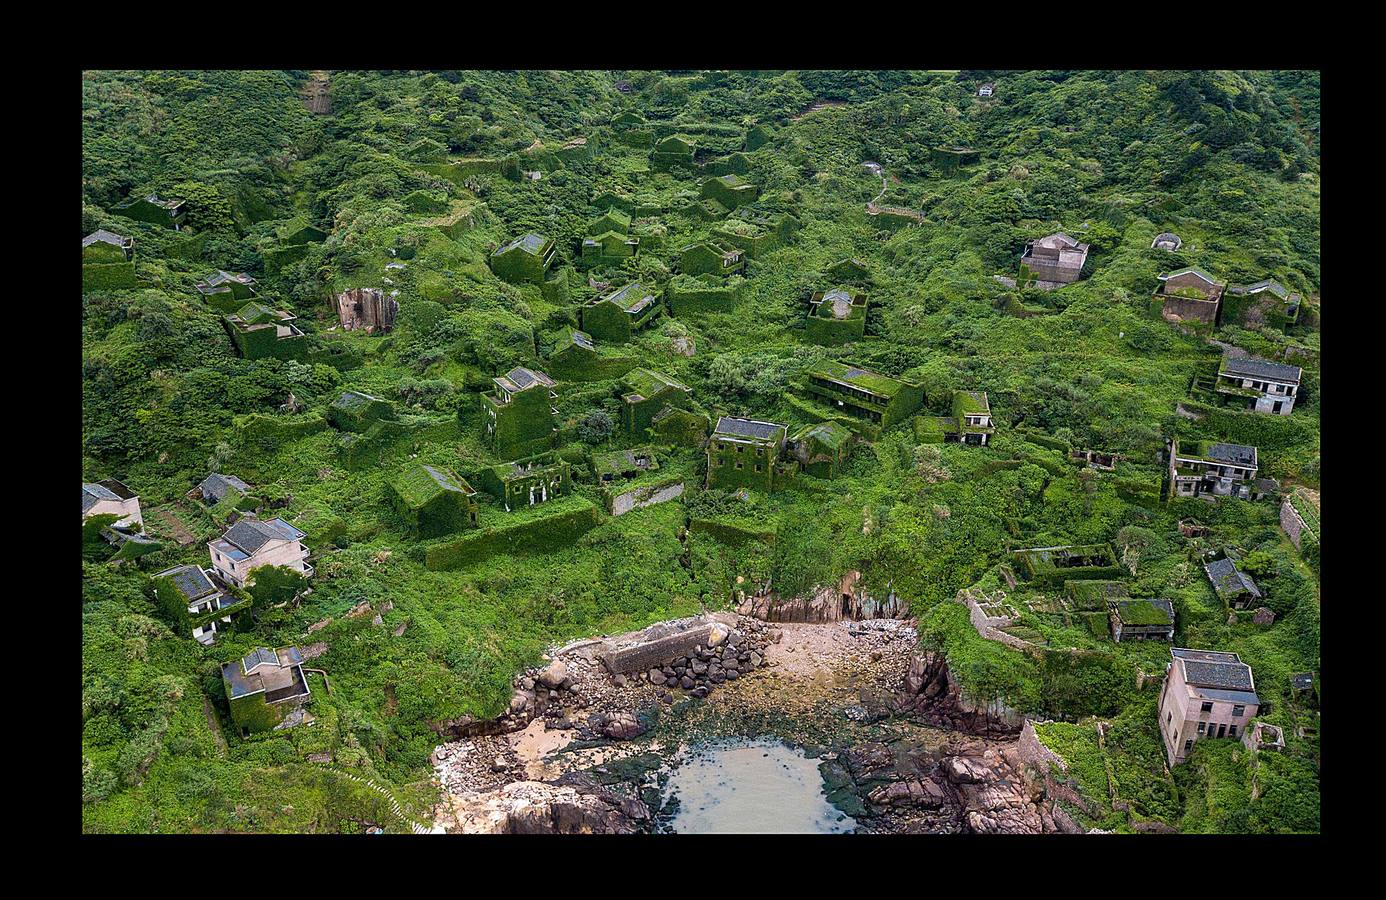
154, 507, 196, 546
203, 695, 228, 757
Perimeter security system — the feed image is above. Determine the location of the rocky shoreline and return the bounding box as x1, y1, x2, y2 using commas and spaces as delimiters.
429, 613, 1082, 834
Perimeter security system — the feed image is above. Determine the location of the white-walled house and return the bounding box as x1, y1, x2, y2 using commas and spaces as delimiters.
1216, 355, 1302, 415
152, 564, 247, 645
82, 479, 143, 531
208, 517, 312, 587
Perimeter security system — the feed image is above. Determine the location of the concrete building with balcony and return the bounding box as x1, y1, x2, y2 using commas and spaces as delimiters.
1168, 440, 1260, 501
222, 646, 312, 734
1216, 355, 1302, 415
482, 367, 558, 458
802, 361, 924, 429
1159, 648, 1260, 766
208, 517, 312, 588
152, 564, 248, 645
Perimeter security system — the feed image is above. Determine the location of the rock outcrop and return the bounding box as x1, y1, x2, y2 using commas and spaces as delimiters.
334, 288, 398, 333
440, 777, 650, 834
890, 652, 1024, 735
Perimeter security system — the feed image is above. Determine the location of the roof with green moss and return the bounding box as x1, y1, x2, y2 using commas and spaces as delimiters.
622, 367, 691, 401
1109, 598, 1175, 626
808, 360, 913, 398
393, 464, 476, 509
953, 391, 991, 417
791, 420, 852, 451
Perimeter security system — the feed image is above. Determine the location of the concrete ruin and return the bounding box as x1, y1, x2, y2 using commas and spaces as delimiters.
335, 288, 399, 333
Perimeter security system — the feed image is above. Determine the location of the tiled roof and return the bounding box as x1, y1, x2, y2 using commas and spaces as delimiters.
504, 367, 555, 391
496, 233, 550, 256
1204, 558, 1262, 600
1160, 266, 1220, 285
1203, 442, 1257, 466
221, 517, 305, 555
154, 564, 217, 601
1178, 652, 1255, 692
83, 229, 131, 248
714, 417, 786, 442
198, 473, 250, 502
1221, 356, 1301, 383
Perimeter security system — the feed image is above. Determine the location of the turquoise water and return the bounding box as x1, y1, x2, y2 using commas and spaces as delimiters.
663, 740, 856, 834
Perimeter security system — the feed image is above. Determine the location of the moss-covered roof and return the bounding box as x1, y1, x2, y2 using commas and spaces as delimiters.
623, 367, 691, 400
953, 390, 990, 417
809, 360, 911, 398
1110, 598, 1175, 626
393, 464, 475, 509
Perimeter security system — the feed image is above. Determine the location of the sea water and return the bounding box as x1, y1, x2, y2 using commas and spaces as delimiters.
663, 739, 855, 834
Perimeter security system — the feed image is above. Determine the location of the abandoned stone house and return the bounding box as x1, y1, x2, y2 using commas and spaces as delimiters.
789, 420, 854, 479
706, 416, 795, 492
83, 229, 134, 260
476, 451, 571, 511
652, 134, 696, 171
153, 563, 245, 645
827, 257, 871, 283
83, 230, 140, 292
1216, 355, 1301, 415
389, 463, 479, 537
805, 288, 868, 345
1071, 448, 1117, 470
82, 478, 143, 531
1204, 556, 1263, 610
621, 368, 694, 436
1159, 648, 1260, 766
591, 446, 659, 483
948, 391, 994, 445
580, 282, 661, 343
1108, 598, 1176, 643
701, 173, 758, 209
1168, 439, 1260, 501
678, 241, 745, 278
482, 367, 558, 458
208, 517, 312, 588
582, 229, 639, 262
196, 270, 258, 304
222, 646, 312, 735
1019, 232, 1090, 285
489, 233, 556, 284
194, 472, 251, 505
1157, 267, 1226, 326
114, 193, 186, 229
1012, 544, 1122, 585
223, 302, 307, 360
1151, 232, 1183, 251
335, 287, 399, 333
1227, 279, 1302, 325
802, 361, 924, 429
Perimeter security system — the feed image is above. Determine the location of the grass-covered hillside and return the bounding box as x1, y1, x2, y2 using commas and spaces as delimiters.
81, 69, 1319, 833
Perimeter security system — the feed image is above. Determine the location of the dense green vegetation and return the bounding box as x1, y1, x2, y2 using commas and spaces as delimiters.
82, 69, 1319, 833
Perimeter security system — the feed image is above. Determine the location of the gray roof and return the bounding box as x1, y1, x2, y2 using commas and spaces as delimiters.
1233, 279, 1290, 299
82, 482, 119, 514
496, 233, 550, 256
1172, 648, 1255, 694
221, 517, 306, 555
1204, 558, 1262, 600
203, 270, 254, 288
1160, 266, 1220, 285
154, 564, 217, 601
83, 229, 131, 248
198, 473, 250, 502
713, 417, 786, 442
504, 367, 555, 391
1221, 356, 1301, 383
1204, 442, 1257, 466
222, 646, 308, 701
422, 464, 472, 495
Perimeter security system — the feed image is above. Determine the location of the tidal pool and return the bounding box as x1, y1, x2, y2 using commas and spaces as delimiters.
662, 739, 856, 834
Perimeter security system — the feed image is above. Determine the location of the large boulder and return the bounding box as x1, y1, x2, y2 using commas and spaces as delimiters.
537, 660, 569, 690
441, 779, 649, 834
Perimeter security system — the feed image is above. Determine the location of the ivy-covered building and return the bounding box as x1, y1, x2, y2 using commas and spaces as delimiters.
1168, 440, 1260, 501
481, 366, 558, 458
82, 230, 139, 293
581, 229, 639, 262
221, 646, 312, 735
802, 361, 924, 429
701, 173, 758, 209
789, 421, 854, 479
476, 451, 571, 511
1012, 544, 1123, 586
113, 193, 186, 229
1019, 232, 1090, 286
591, 446, 659, 484
706, 416, 795, 492
651, 405, 711, 446
152, 563, 248, 645
1226, 279, 1302, 327
652, 134, 696, 171
827, 257, 870, 283
1157, 267, 1226, 327
947, 391, 995, 445
1108, 598, 1176, 643
328, 390, 397, 433
679, 242, 745, 278
490, 233, 557, 284
196, 270, 258, 309
389, 464, 479, 537
1204, 557, 1263, 609
806, 288, 868, 345
580, 282, 661, 343
621, 367, 694, 437
223, 302, 307, 360
262, 217, 328, 272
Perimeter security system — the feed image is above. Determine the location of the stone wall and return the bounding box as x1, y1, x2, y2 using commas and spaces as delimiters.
599, 624, 718, 675
1280, 497, 1308, 549
736, 571, 909, 622
957, 589, 1035, 652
